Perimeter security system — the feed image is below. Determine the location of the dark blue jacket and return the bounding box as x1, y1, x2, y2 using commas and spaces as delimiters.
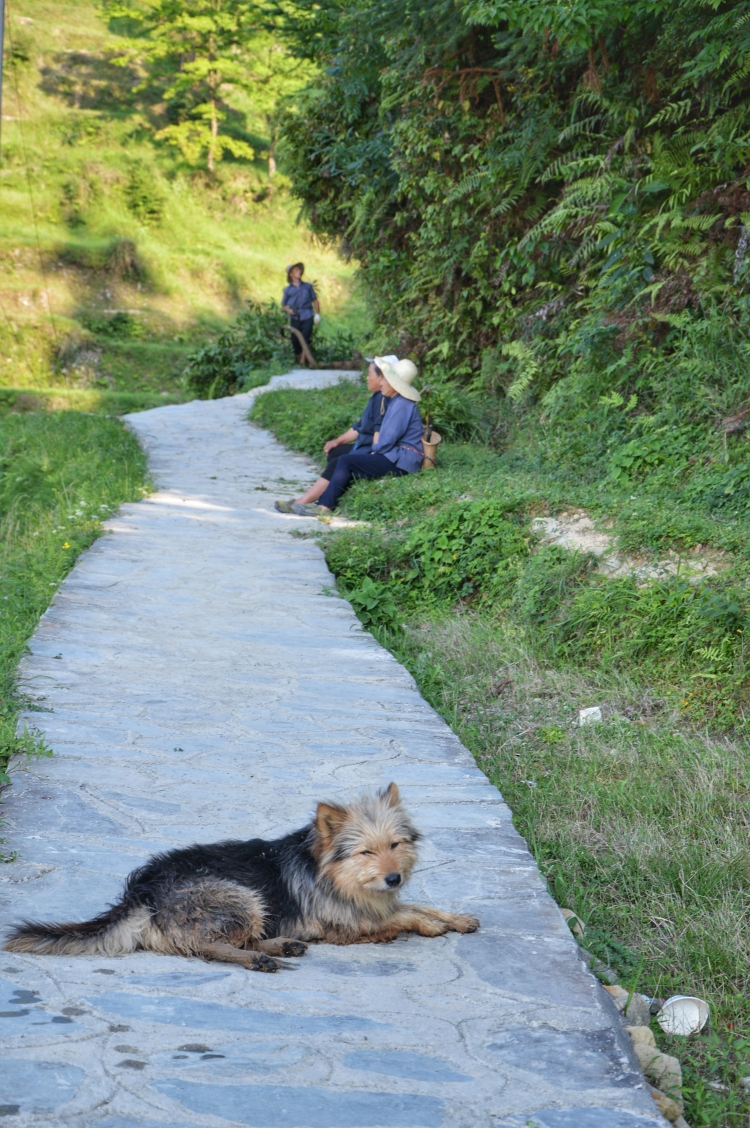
353, 392, 389, 451
371, 395, 423, 472
282, 281, 317, 320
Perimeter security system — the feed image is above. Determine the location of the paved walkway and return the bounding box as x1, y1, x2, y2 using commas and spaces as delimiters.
0, 372, 661, 1128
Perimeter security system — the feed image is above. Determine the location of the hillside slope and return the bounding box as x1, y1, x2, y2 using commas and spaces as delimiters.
0, 0, 362, 397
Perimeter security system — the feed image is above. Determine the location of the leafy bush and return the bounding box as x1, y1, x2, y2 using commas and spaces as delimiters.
83, 311, 144, 340
312, 327, 359, 367
184, 301, 289, 398
400, 500, 528, 606
420, 383, 485, 441
125, 162, 166, 226
346, 575, 399, 628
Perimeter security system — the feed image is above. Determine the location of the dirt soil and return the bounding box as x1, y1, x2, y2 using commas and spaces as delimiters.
532, 510, 722, 584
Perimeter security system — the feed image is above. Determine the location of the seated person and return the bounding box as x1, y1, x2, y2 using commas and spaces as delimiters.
292, 357, 423, 517
274, 357, 397, 513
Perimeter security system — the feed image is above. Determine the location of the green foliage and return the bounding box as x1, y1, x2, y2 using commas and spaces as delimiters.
309, 326, 358, 368
335, 502, 528, 611
125, 162, 166, 224
105, 0, 314, 172
345, 575, 399, 628
0, 410, 148, 778
420, 382, 484, 440
399, 501, 528, 607
107, 0, 258, 170
183, 300, 288, 397
184, 304, 360, 398
275, 0, 750, 491
82, 311, 145, 339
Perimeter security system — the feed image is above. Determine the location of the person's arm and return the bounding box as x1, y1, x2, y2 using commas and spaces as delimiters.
281, 286, 295, 316
324, 427, 359, 454
372, 397, 410, 455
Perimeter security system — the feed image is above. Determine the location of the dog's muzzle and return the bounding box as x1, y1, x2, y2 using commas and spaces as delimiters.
384, 872, 401, 888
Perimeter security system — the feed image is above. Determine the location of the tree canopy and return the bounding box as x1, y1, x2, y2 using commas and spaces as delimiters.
274, 0, 750, 413
108, 0, 310, 171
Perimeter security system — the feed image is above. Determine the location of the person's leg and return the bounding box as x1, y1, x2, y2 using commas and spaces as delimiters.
289, 317, 303, 362
318, 453, 404, 511
294, 476, 328, 505
300, 317, 314, 353
294, 444, 355, 505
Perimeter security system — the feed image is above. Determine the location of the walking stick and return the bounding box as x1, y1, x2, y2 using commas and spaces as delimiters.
281, 325, 317, 368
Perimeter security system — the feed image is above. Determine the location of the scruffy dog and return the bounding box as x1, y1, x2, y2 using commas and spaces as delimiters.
4, 784, 479, 971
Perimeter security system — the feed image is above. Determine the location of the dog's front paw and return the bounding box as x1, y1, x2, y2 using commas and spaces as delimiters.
250, 953, 281, 973
451, 914, 480, 933
280, 939, 308, 957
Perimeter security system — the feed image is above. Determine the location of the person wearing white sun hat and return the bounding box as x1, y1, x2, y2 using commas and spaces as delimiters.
292, 356, 424, 516
275, 357, 397, 513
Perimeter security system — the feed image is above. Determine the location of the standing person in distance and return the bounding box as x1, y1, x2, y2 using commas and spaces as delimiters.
281, 263, 320, 365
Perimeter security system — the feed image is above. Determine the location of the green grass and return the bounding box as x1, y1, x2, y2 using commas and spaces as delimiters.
0, 386, 185, 415
251, 382, 750, 1127
0, 0, 367, 396
0, 409, 149, 809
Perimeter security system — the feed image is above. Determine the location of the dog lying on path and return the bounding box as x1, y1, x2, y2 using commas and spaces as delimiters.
4, 784, 479, 971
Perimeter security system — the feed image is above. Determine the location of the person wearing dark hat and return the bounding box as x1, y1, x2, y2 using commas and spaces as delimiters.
292, 357, 423, 517
282, 263, 320, 364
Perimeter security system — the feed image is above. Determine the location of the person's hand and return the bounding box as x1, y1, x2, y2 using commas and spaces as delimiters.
314, 313, 321, 325
323, 439, 338, 454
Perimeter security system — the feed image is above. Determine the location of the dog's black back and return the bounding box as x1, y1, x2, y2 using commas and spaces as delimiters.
120, 827, 315, 937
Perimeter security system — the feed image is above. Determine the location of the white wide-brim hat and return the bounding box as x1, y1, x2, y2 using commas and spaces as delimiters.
376, 357, 420, 402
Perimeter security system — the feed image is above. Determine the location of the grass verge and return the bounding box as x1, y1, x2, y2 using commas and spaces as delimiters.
0, 387, 186, 415
0, 409, 149, 820
251, 382, 750, 1128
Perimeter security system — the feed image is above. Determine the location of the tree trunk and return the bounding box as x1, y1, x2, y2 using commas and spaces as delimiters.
267, 117, 276, 178
208, 34, 217, 173
208, 95, 217, 172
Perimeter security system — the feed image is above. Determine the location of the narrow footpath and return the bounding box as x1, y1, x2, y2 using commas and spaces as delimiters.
0, 372, 662, 1128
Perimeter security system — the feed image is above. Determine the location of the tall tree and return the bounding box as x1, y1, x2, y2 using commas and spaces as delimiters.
111, 0, 275, 171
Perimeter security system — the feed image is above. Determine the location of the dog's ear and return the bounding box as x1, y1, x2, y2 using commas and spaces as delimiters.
382, 782, 400, 807
315, 802, 348, 840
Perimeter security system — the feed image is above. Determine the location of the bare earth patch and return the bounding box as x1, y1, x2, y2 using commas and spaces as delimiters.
532, 509, 723, 583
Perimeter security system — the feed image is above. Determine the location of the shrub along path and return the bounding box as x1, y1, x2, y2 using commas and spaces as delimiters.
0, 372, 662, 1128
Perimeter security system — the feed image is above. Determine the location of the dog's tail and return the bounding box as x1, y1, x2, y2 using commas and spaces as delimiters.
3, 902, 149, 956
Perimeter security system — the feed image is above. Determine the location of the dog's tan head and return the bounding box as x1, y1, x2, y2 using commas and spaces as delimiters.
313, 783, 420, 902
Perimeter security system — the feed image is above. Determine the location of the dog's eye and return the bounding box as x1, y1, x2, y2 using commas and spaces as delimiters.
390, 842, 399, 849
360, 850, 373, 856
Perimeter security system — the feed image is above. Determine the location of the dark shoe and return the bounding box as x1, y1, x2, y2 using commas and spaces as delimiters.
274, 500, 295, 514
292, 503, 330, 517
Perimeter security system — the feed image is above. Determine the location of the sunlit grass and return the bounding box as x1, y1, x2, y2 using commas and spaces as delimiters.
1, 0, 365, 392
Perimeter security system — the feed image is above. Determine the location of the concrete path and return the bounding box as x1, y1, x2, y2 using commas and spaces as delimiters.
0, 372, 661, 1128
